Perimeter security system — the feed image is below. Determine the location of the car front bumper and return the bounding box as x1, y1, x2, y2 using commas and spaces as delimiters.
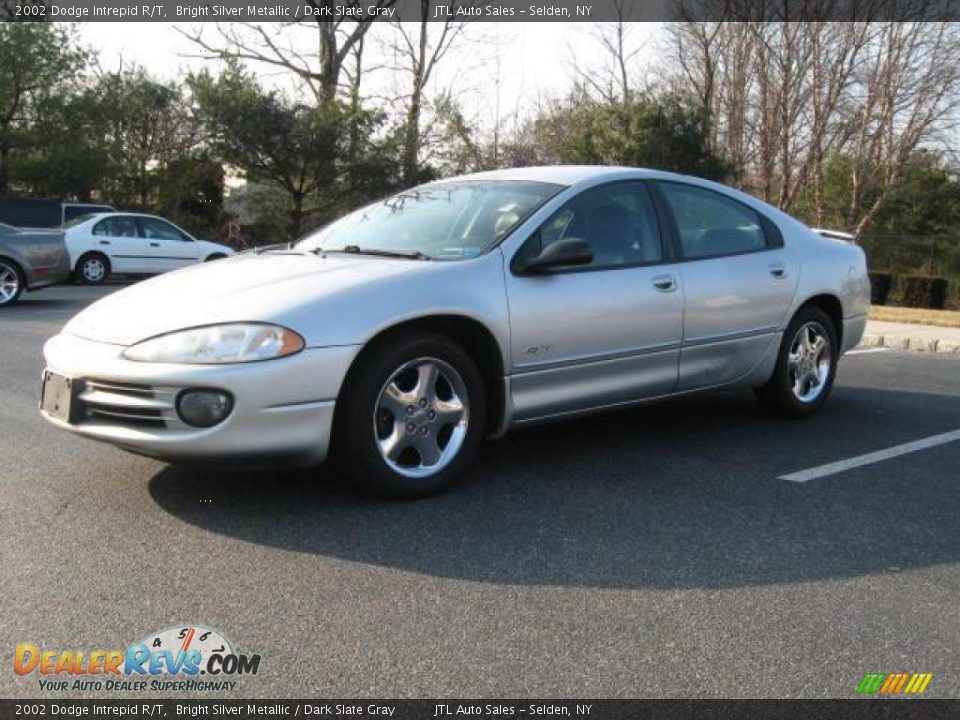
40, 333, 360, 465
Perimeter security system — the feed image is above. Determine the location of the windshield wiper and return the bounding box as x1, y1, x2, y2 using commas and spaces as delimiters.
316, 245, 432, 260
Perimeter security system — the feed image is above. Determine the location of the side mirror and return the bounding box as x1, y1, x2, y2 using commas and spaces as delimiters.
520, 238, 593, 274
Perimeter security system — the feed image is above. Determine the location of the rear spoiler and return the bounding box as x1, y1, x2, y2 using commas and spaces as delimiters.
812, 228, 858, 243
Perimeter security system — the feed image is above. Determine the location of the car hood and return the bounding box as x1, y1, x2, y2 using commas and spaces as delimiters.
64, 252, 425, 346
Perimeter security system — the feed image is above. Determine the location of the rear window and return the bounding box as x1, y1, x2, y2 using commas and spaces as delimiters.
0, 198, 61, 228
64, 205, 114, 222
64, 215, 94, 229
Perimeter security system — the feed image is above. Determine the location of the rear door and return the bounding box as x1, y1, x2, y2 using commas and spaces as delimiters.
90, 215, 148, 273
654, 181, 799, 391
137, 217, 200, 273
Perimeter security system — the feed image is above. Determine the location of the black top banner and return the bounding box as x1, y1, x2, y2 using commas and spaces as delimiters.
2, 0, 959, 22
2, 700, 960, 720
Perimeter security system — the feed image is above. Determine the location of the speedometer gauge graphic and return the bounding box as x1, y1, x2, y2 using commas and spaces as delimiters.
139, 625, 235, 668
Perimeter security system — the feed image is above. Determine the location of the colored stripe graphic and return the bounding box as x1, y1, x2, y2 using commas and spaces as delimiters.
857, 673, 886, 694
858, 672, 932, 695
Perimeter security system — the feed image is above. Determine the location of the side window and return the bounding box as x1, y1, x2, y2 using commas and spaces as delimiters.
140, 218, 191, 241
659, 183, 767, 259
92, 216, 139, 238
533, 182, 663, 269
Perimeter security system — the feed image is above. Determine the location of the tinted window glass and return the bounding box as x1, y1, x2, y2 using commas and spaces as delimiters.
140, 218, 190, 241
535, 182, 662, 269
93, 216, 139, 237
659, 183, 766, 259
0, 198, 60, 228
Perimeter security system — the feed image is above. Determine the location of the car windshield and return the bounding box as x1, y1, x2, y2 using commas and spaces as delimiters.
295, 180, 562, 260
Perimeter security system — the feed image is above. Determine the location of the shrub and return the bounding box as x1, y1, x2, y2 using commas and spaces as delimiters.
868, 271, 894, 305
899, 275, 949, 309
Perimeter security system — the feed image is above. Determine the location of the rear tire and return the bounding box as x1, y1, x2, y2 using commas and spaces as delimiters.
756, 305, 838, 418
76, 252, 110, 285
0, 258, 25, 307
334, 331, 487, 499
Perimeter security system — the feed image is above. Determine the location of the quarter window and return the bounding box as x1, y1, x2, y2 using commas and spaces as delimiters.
533, 182, 663, 269
93, 216, 139, 238
659, 183, 767, 259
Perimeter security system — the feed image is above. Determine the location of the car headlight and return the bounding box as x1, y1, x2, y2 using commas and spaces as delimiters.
123, 323, 305, 364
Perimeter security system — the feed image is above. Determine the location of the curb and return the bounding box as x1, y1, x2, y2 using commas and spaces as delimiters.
859, 333, 960, 354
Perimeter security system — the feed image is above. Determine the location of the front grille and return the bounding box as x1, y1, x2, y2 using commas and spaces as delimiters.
77, 380, 172, 428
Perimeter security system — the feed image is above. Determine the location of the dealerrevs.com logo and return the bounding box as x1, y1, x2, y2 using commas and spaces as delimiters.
14, 625, 261, 693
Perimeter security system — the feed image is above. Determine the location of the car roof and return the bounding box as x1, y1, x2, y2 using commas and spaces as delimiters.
78, 212, 160, 221
436, 165, 694, 187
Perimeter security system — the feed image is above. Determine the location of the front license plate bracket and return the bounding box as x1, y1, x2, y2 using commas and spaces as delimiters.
41, 372, 80, 424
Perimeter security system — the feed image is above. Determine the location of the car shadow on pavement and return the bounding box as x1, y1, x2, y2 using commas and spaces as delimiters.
149, 385, 960, 590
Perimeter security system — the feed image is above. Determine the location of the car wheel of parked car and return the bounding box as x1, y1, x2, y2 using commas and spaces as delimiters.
76, 253, 109, 285
335, 332, 487, 498
205, 254, 227, 262
0, 258, 24, 307
756, 306, 838, 418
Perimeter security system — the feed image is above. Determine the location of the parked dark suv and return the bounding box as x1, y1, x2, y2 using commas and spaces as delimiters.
0, 197, 116, 229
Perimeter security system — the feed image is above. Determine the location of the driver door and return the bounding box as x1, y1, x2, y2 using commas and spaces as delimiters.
137, 217, 200, 273
504, 181, 684, 422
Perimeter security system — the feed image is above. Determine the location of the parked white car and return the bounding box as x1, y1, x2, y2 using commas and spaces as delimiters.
63, 213, 233, 284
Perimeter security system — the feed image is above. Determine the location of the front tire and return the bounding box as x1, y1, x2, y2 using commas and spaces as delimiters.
205, 253, 227, 262
756, 306, 838, 418
335, 332, 487, 498
76, 253, 110, 285
0, 258, 24, 307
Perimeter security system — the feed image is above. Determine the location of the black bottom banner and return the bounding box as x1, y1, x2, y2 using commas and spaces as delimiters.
2, 700, 959, 720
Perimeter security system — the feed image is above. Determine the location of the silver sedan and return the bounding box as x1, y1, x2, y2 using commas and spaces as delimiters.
0, 222, 71, 307
40, 167, 870, 496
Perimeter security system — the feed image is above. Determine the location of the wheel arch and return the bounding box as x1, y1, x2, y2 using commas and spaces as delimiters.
0, 254, 27, 289
75, 250, 111, 280
76, 249, 111, 269
337, 314, 507, 438
794, 293, 843, 349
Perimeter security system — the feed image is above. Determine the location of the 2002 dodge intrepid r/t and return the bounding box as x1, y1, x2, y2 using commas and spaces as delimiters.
40, 166, 869, 497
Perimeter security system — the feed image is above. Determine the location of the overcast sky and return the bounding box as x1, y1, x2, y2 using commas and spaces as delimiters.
77, 22, 663, 128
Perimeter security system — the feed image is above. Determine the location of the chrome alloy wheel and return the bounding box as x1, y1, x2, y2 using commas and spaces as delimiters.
0, 262, 19, 305
373, 357, 469, 479
82, 257, 106, 283
788, 321, 832, 403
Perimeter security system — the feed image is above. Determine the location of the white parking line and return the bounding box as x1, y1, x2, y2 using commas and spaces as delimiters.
845, 347, 889, 356
780, 428, 960, 482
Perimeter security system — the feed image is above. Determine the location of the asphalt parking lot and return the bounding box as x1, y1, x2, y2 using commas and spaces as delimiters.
2, 284, 959, 699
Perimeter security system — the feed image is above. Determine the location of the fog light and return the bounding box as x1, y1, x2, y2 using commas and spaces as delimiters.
176, 389, 233, 428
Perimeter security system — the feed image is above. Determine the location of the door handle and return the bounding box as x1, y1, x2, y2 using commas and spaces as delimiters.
149, 242, 160, 247
769, 263, 787, 278
99, 240, 111, 245
652, 274, 677, 292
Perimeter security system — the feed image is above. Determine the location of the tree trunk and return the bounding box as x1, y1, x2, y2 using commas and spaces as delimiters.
289, 193, 305, 239
0, 145, 9, 195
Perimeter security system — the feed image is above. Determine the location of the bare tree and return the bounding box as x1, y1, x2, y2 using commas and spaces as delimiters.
381, 7, 470, 184
844, 20, 960, 232
571, 0, 646, 106
664, 1, 960, 231
179, 2, 396, 103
